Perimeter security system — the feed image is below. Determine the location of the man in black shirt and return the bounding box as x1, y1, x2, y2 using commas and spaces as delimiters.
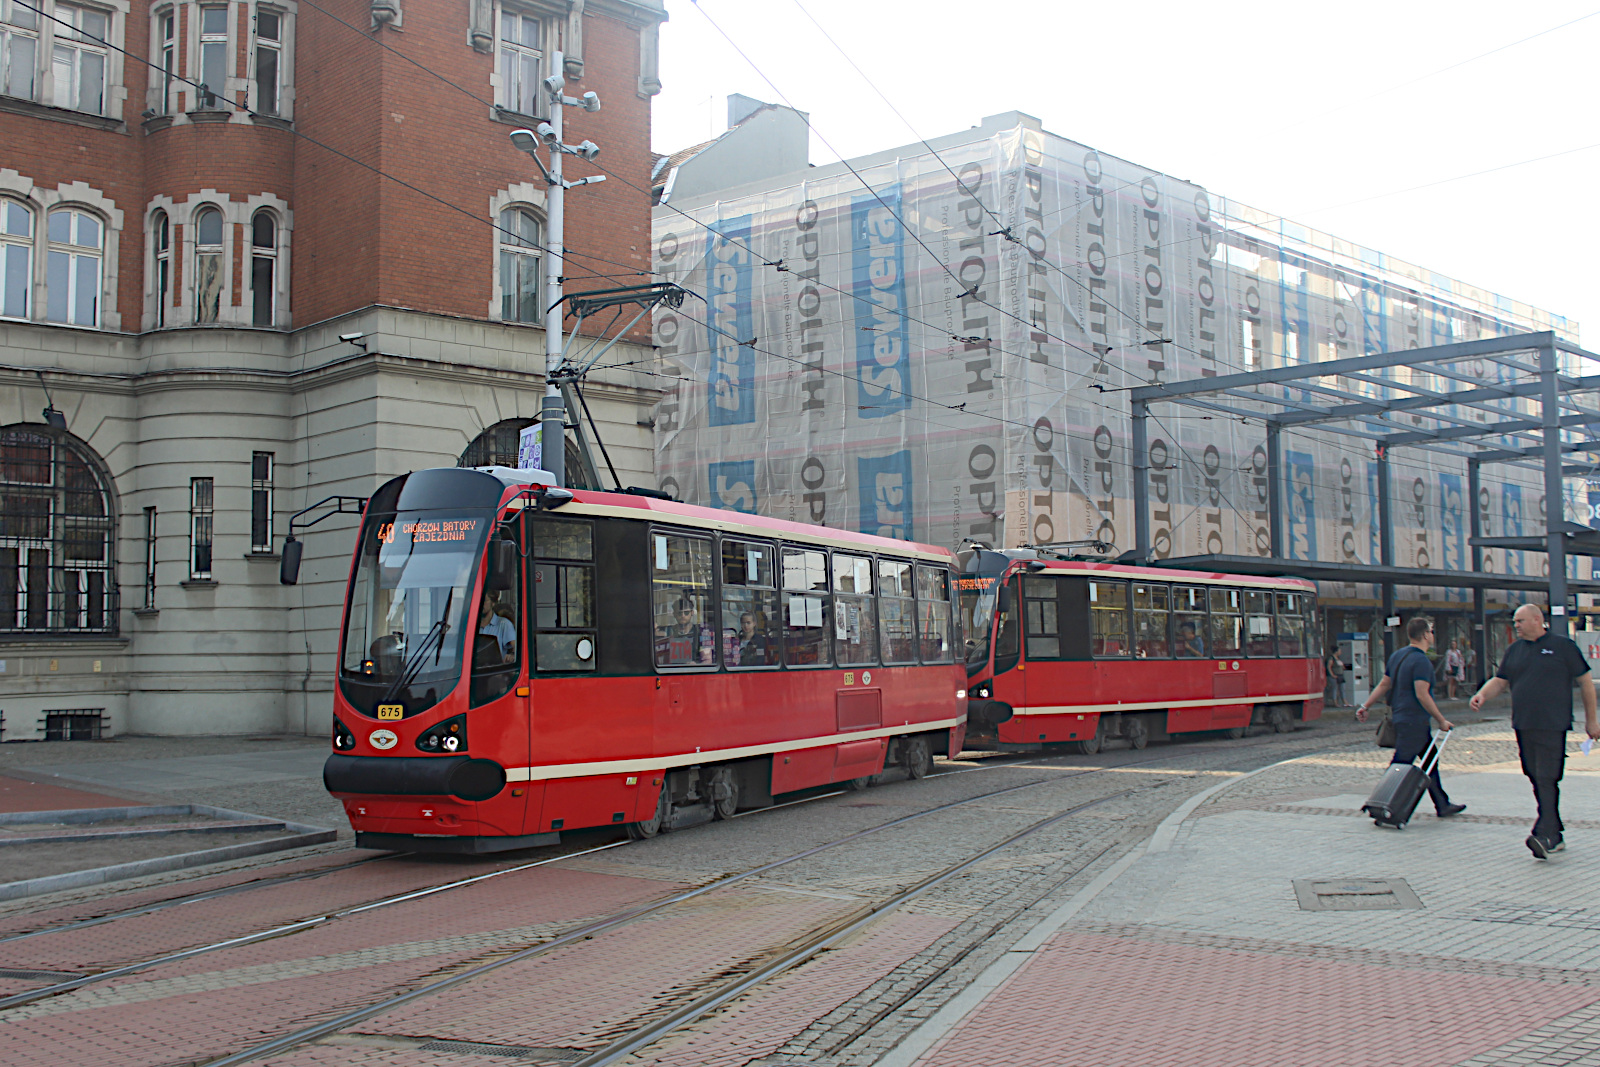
1357, 615, 1463, 818
1470, 604, 1600, 859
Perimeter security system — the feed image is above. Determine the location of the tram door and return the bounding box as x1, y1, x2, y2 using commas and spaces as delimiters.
467, 516, 530, 834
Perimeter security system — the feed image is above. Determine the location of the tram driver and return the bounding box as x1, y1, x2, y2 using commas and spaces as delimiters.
477, 594, 517, 665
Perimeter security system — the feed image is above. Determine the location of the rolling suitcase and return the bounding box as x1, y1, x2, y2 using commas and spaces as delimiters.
1362, 729, 1451, 829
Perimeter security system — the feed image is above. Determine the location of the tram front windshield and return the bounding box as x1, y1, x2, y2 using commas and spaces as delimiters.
340, 509, 491, 716
957, 578, 999, 670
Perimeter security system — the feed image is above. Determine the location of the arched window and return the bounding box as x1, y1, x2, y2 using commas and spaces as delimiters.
458, 417, 596, 490
151, 210, 170, 328
1, 198, 32, 320
46, 207, 102, 327
250, 210, 276, 327
498, 207, 541, 323
0, 424, 118, 634
193, 206, 223, 323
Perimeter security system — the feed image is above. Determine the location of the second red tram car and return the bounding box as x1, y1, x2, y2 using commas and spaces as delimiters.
321, 466, 969, 851
958, 546, 1324, 751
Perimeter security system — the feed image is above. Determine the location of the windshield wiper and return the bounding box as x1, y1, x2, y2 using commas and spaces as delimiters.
376, 588, 454, 706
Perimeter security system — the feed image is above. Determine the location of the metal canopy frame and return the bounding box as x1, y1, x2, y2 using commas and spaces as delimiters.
1127, 331, 1600, 673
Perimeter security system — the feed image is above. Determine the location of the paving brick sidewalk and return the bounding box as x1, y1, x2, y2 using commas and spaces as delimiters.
900, 719, 1600, 1067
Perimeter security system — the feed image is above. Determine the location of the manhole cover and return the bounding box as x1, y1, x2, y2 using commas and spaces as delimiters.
1293, 877, 1422, 911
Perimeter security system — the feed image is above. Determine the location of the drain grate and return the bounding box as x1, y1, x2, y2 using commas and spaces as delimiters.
0, 967, 87, 981
1294, 877, 1423, 911
1457, 903, 1600, 930
415, 1040, 583, 1061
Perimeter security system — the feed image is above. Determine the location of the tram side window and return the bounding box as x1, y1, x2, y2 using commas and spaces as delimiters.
653, 532, 716, 668
1133, 583, 1170, 659
878, 560, 917, 664
1172, 585, 1207, 658
1244, 589, 1275, 657
1208, 587, 1242, 657
721, 539, 778, 668
1303, 596, 1320, 657
833, 553, 878, 666
531, 518, 597, 672
1023, 576, 1060, 659
915, 565, 955, 663
1089, 580, 1130, 658
782, 548, 830, 667
1275, 592, 1308, 657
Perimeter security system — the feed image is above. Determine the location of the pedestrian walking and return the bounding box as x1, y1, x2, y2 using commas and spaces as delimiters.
1326, 652, 1346, 706
1470, 604, 1600, 859
1443, 642, 1465, 700
1357, 615, 1465, 818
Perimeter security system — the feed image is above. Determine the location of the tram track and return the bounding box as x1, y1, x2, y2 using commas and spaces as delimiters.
0, 726, 1367, 1020
192, 728, 1368, 1066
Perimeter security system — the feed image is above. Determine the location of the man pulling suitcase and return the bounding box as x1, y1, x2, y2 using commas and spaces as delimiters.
1358, 615, 1466, 822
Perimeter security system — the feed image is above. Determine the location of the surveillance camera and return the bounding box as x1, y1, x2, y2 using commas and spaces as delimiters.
536, 121, 558, 143
508, 127, 539, 152
581, 91, 600, 113
575, 140, 600, 161
543, 71, 565, 95
339, 332, 365, 343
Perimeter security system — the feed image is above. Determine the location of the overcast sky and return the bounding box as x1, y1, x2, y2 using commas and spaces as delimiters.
652, 0, 1600, 344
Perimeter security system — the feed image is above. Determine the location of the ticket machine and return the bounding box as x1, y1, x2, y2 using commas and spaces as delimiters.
1337, 633, 1371, 707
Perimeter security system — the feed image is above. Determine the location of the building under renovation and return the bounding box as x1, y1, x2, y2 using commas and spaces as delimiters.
650, 102, 1591, 664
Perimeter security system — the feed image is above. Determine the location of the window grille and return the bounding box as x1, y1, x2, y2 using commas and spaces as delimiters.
45, 709, 103, 740
0, 426, 118, 634
189, 476, 213, 579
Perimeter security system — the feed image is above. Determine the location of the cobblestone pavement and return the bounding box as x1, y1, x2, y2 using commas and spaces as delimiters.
880, 715, 1600, 1067
0, 708, 1514, 1067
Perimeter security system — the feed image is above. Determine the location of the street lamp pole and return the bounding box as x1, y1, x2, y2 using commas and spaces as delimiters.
509, 50, 604, 487
540, 55, 568, 488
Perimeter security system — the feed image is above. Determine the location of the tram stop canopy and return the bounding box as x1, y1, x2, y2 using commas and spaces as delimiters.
1126, 331, 1600, 662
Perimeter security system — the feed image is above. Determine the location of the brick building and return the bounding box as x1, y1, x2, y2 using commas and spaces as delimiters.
0, 0, 667, 738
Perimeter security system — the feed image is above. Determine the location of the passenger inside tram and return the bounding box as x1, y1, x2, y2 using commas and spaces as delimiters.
1176, 620, 1205, 658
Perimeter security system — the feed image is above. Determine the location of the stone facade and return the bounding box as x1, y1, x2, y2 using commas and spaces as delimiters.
0, 0, 666, 739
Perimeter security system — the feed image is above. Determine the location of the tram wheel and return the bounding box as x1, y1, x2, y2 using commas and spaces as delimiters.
844, 775, 874, 791
628, 784, 669, 839
709, 766, 739, 820
1269, 706, 1295, 734
1226, 726, 1246, 740
904, 736, 934, 779
1124, 717, 1149, 750
1076, 726, 1102, 756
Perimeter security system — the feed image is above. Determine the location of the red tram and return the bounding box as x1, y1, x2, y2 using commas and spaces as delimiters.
321, 466, 968, 852
958, 546, 1324, 752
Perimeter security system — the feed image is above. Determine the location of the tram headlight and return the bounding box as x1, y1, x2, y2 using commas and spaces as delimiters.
416, 714, 468, 754
972, 683, 992, 700
333, 716, 355, 751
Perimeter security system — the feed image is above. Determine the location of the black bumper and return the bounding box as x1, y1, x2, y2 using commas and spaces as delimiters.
324, 754, 507, 802
966, 699, 1014, 728
355, 831, 560, 854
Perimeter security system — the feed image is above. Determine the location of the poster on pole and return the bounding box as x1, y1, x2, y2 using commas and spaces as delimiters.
518, 423, 542, 471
